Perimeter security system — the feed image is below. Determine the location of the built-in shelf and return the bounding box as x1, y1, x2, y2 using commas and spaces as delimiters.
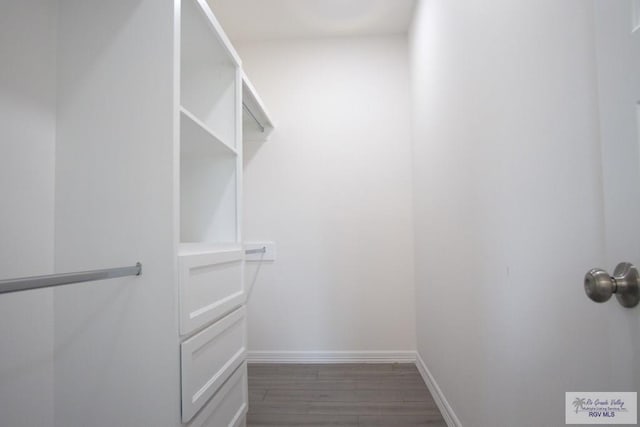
178, 0, 246, 424
178, 242, 242, 257
242, 73, 274, 142
181, 0, 239, 149
179, 0, 241, 247
180, 107, 237, 157
179, 149, 237, 244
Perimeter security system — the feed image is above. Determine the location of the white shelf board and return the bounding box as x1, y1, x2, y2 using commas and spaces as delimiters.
179, 242, 242, 256
180, 107, 238, 156
242, 72, 274, 142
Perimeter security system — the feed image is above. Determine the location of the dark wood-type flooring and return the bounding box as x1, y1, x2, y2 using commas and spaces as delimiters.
247, 363, 447, 426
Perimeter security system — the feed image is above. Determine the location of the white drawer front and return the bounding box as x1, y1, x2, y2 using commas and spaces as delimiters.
181, 306, 247, 423
187, 363, 248, 427
179, 248, 245, 335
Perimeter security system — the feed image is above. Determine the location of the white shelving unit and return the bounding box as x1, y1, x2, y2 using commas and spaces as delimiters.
180, 0, 240, 149
179, 0, 242, 250
177, 0, 251, 425
27, 0, 272, 424
180, 108, 238, 245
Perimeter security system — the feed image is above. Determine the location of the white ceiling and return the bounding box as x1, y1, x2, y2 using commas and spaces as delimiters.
207, 0, 416, 42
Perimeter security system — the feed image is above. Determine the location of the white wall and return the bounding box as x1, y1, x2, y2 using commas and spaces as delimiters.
409, 1, 619, 425
238, 36, 417, 358
0, 1, 57, 426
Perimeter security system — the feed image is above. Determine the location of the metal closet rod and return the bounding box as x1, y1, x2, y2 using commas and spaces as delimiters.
242, 102, 265, 133
0, 263, 142, 295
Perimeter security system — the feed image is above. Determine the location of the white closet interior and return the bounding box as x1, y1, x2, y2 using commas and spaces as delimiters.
1, 1, 636, 427
1, 0, 273, 425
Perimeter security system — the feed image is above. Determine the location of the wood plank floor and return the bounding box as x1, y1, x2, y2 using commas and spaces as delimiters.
247, 363, 447, 426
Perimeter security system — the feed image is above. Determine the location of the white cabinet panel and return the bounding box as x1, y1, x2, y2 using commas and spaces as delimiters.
181, 307, 246, 422
178, 247, 244, 335
187, 363, 248, 427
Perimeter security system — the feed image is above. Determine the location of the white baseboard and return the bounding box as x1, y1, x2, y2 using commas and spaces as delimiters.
415, 352, 462, 427
246, 350, 417, 364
